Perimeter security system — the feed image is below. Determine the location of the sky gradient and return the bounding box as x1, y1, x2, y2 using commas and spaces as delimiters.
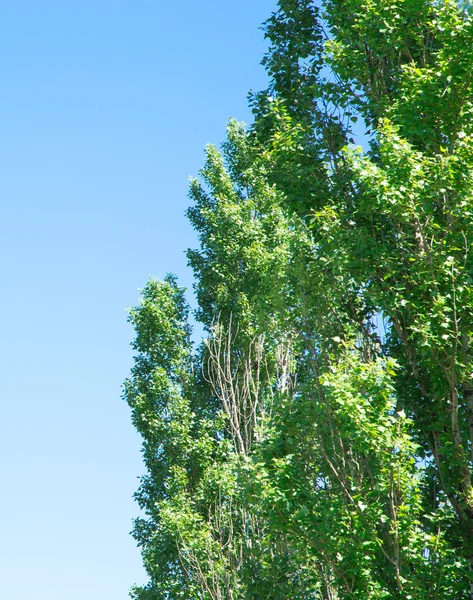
0, 2, 277, 598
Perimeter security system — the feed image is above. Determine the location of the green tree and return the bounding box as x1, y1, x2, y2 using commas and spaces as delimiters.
255, 0, 473, 581
126, 1, 473, 597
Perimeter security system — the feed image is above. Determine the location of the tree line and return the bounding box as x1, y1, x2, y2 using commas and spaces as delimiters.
125, 1, 473, 597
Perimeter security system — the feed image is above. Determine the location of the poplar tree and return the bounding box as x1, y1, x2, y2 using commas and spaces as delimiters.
125, 1, 473, 597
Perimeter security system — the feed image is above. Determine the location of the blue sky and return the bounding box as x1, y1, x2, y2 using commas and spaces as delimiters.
0, 2, 277, 598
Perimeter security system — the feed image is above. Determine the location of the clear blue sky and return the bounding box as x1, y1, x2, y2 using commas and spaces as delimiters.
0, 2, 277, 598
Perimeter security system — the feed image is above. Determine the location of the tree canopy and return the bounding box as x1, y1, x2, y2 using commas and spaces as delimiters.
125, 1, 473, 597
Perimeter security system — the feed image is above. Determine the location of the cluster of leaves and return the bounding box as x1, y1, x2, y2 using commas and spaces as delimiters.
125, 1, 473, 598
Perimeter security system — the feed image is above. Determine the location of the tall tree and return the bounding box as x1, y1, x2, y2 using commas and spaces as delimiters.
255, 0, 473, 579
126, 1, 473, 597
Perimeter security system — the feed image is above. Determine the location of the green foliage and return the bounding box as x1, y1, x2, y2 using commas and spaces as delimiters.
126, 1, 473, 598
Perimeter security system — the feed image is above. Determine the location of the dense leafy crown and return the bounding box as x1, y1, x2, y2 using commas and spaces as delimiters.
125, 1, 473, 598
